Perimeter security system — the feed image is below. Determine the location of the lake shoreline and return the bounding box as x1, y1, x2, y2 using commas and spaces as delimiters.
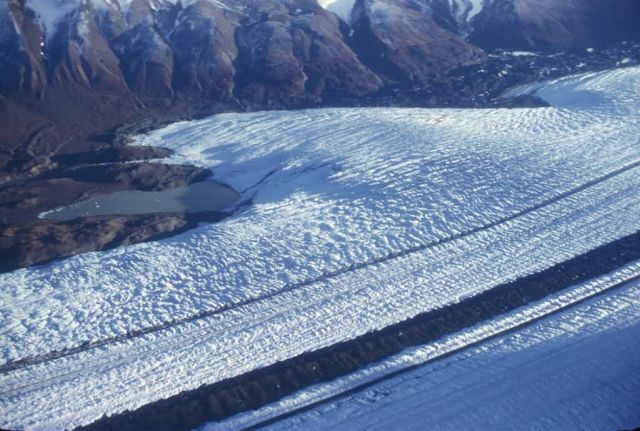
0, 134, 229, 273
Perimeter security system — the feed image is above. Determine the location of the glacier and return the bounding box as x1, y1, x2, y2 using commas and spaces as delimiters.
219, 276, 640, 431
1, 67, 640, 429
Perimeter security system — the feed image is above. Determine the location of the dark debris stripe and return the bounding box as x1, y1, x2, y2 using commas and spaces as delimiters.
2, 157, 640, 375
244, 274, 640, 431
78, 230, 640, 431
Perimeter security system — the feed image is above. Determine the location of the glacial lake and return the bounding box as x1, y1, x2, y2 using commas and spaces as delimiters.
41, 181, 240, 221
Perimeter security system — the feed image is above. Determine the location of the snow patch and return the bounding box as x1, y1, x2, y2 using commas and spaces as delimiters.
26, 0, 80, 37
449, 0, 484, 24
510, 50, 538, 57
317, 0, 356, 23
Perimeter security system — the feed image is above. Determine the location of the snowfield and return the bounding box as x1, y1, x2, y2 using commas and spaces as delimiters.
1, 67, 640, 429
220, 275, 640, 431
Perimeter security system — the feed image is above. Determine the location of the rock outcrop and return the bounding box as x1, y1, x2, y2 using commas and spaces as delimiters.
470, 0, 640, 52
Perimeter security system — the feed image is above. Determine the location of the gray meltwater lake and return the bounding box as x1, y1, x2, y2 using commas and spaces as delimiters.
42, 181, 240, 221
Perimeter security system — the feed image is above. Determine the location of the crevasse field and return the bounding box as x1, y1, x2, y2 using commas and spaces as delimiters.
1, 67, 640, 430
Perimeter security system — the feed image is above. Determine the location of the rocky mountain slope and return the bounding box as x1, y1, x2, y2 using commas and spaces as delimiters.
470, 0, 640, 52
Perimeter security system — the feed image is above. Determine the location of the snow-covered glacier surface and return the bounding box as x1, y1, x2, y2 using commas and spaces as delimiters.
221, 276, 640, 431
1, 67, 640, 429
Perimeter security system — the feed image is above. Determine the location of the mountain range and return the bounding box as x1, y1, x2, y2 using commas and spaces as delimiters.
1, 0, 639, 176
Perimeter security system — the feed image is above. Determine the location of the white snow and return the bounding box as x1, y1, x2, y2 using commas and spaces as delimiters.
317, 0, 356, 23
1, 67, 640, 429
510, 50, 538, 56
26, 0, 80, 37
449, 0, 485, 27
224, 277, 640, 431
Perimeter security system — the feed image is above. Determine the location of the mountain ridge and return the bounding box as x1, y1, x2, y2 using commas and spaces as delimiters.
0, 0, 638, 177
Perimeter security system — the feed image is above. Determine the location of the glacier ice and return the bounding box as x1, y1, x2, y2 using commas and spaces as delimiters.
1, 67, 640, 429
